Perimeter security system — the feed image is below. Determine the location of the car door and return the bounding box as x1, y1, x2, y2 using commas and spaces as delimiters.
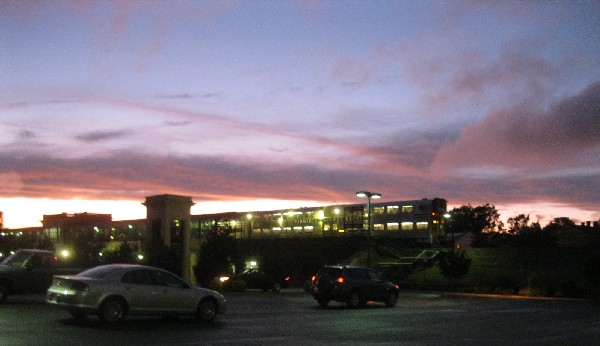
366, 269, 388, 301
151, 269, 196, 313
26, 253, 56, 293
120, 269, 166, 314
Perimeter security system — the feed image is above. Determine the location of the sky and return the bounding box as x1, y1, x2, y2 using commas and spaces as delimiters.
1, 0, 599, 229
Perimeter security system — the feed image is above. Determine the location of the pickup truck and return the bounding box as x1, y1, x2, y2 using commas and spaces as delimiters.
0, 249, 81, 303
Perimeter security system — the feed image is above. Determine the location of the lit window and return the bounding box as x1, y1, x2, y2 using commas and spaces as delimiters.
293, 226, 303, 231
387, 223, 399, 230
402, 205, 413, 213
272, 227, 281, 231
416, 222, 428, 230
304, 226, 314, 231
374, 224, 384, 231
401, 222, 414, 230
373, 207, 385, 215
387, 206, 399, 214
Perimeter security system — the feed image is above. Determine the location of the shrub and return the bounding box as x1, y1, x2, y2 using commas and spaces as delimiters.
438, 249, 471, 281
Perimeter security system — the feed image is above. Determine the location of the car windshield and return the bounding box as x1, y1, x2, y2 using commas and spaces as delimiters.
77, 266, 119, 279
0, 251, 33, 267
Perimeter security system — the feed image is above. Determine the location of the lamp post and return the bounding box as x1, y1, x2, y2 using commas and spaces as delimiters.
356, 191, 381, 267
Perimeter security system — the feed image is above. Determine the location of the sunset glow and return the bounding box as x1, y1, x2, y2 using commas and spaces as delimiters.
1, 1, 599, 229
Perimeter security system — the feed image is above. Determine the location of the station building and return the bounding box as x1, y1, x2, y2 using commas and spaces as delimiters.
2, 195, 449, 283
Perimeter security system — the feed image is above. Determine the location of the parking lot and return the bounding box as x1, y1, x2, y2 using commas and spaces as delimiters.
2, 290, 599, 345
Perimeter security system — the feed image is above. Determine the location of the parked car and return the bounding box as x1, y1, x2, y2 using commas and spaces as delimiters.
240, 269, 290, 291
311, 265, 399, 308
46, 264, 226, 323
0, 249, 80, 303
217, 269, 290, 292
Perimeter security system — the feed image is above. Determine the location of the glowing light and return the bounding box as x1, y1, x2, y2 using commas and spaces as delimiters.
316, 210, 325, 220
60, 250, 70, 258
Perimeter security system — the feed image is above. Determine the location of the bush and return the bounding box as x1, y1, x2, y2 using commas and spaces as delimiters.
438, 249, 471, 281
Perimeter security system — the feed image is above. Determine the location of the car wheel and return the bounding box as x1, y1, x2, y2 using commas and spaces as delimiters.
99, 298, 126, 323
196, 298, 217, 322
317, 299, 330, 307
347, 292, 361, 308
272, 283, 281, 292
385, 292, 398, 307
0, 283, 8, 303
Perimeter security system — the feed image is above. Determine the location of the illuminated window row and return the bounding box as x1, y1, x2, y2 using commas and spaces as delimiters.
372, 205, 414, 215
271, 226, 314, 232
372, 221, 429, 231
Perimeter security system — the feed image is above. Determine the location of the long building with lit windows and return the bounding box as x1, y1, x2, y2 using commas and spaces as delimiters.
1, 195, 448, 282
190, 197, 449, 242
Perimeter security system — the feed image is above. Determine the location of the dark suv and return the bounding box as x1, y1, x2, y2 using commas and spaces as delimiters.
311, 265, 399, 308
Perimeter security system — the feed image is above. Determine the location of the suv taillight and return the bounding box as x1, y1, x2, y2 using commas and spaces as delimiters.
336, 277, 344, 283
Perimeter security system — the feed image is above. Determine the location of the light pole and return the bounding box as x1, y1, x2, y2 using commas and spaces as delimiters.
356, 191, 381, 267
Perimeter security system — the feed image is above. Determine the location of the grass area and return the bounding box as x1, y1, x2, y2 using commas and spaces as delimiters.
399, 247, 600, 298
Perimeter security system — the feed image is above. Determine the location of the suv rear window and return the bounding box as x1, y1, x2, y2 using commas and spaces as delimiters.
345, 268, 369, 279
318, 267, 342, 277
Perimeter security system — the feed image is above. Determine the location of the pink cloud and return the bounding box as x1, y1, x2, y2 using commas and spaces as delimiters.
431, 81, 600, 175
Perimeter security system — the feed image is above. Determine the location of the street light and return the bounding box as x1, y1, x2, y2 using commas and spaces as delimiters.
356, 191, 381, 267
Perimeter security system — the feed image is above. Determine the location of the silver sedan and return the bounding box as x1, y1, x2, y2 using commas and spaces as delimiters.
46, 264, 226, 323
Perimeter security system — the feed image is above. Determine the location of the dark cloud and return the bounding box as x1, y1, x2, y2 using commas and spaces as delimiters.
432, 81, 600, 173
1, 146, 598, 214
0, 99, 75, 110
75, 129, 134, 142
19, 130, 36, 139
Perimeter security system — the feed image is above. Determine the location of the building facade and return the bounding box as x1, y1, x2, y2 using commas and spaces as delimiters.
2, 195, 448, 283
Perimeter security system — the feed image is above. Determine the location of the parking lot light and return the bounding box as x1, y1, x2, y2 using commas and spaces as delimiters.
356, 191, 382, 267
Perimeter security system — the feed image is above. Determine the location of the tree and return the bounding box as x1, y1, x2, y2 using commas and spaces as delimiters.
143, 241, 180, 275
194, 226, 241, 288
101, 241, 135, 264
446, 204, 502, 235
438, 249, 471, 281
507, 214, 530, 234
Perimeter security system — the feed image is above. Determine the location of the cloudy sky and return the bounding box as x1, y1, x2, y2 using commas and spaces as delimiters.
1, 1, 599, 228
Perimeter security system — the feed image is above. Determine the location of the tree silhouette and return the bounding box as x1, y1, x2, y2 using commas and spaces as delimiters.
438, 249, 471, 281
194, 226, 241, 288
447, 204, 502, 235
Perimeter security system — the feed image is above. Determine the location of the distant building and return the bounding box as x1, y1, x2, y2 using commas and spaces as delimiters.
42, 212, 112, 247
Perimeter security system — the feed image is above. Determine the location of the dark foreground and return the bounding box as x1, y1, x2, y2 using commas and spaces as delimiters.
2, 290, 599, 345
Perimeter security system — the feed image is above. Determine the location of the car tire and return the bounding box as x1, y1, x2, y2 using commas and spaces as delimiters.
347, 292, 362, 308
272, 283, 281, 292
197, 298, 218, 322
385, 292, 398, 307
99, 297, 126, 323
317, 298, 330, 307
